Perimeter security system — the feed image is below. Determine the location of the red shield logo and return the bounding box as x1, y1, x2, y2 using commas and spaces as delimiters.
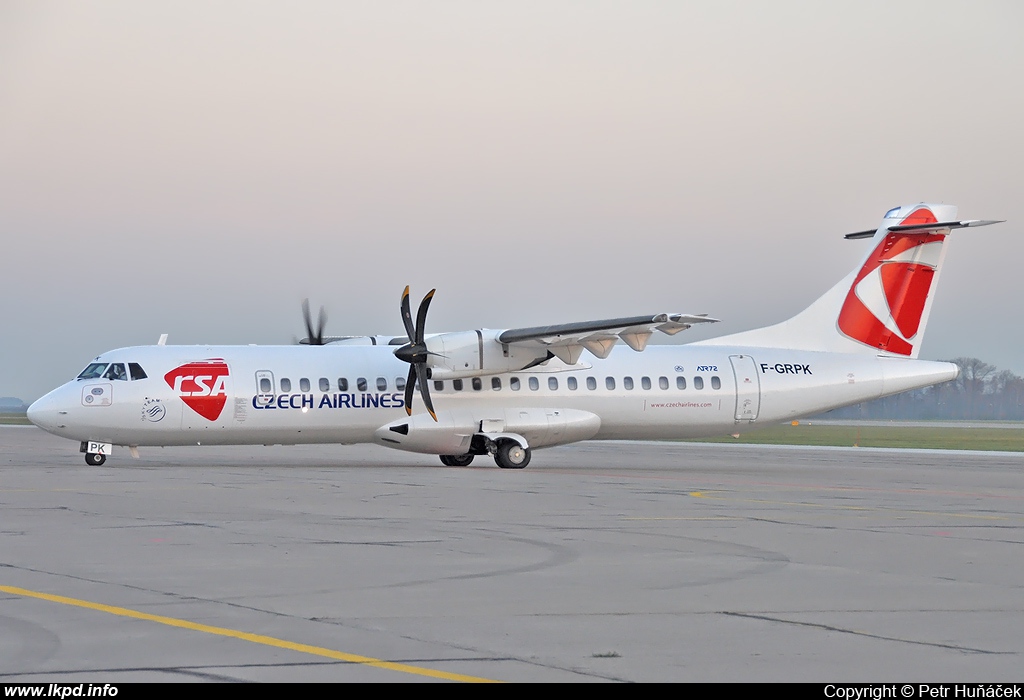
164, 359, 230, 421
837, 209, 945, 355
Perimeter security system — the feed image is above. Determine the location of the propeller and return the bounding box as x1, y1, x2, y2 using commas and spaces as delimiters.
394, 286, 438, 421
300, 299, 328, 345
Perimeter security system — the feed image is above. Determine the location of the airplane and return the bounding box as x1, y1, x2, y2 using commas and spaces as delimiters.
27, 203, 1001, 469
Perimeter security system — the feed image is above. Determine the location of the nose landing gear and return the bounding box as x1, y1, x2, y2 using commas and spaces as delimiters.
85, 452, 107, 466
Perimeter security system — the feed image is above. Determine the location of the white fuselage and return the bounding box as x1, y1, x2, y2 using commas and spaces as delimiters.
28, 343, 958, 453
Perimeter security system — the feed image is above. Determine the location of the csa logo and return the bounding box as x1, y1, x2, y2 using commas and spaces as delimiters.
164, 359, 229, 421
837, 209, 945, 356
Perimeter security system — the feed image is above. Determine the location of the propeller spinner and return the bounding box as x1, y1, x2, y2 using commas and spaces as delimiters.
394, 286, 438, 421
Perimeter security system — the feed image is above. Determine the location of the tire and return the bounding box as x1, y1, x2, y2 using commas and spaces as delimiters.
85, 453, 107, 466
494, 441, 530, 469
440, 454, 474, 467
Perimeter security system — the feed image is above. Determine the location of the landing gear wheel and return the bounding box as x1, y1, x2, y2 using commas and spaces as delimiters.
85, 453, 106, 466
494, 442, 530, 470
440, 454, 474, 467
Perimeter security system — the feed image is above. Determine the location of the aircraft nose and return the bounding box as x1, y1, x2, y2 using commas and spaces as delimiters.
27, 393, 60, 432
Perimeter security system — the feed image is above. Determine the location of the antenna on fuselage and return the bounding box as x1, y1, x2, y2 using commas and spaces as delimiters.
157, 334, 168, 346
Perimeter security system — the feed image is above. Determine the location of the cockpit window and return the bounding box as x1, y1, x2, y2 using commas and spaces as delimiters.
77, 363, 108, 380
129, 363, 147, 380
884, 206, 902, 219
103, 363, 128, 381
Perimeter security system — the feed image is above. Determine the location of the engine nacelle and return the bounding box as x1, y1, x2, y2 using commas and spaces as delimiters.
424, 330, 550, 380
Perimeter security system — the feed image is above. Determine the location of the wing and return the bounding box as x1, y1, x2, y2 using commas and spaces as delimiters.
496, 313, 719, 364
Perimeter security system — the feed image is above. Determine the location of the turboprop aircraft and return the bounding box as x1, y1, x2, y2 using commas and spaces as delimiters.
28, 204, 1001, 469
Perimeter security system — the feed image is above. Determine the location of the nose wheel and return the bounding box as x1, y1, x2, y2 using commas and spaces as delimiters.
494, 441, 530, 469
85, 453, 107, 466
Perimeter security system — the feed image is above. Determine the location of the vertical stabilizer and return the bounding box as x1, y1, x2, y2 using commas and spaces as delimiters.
697, 203, 969, 358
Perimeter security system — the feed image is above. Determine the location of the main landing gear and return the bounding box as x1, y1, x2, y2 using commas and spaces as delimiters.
494, 441, 531, 469
439, 440, 532, 469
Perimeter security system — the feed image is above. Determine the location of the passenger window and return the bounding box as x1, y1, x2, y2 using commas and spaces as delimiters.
260, 378, 272, 392
529, 377, 539, 391
472, 377, 482, 391
434, 380, 444, 391
548, 377, 558, 390
319, 377, 330, 392
281, 378, 292, 392
694, 376, 705, 390
396, 376, 406, 391
711, 376, 721, 390
587, 376, 597, 390
641, 376, 651, 390
357, 377, 367, 391
299, 378, 310, 392
623, 377, 634, 390
104, 363, 127, 381
453, 379, 463, 391
376, 377, 388, 391
677, 376, 687, 390
568, 377, 578, 391
492, 377, 502, 390
511, 377, 521, 391
77, 363, 108, 380
129, 363, 147, 380
338, 378, 348, 391
606, 377, 616, 390
659, 376, 669, 390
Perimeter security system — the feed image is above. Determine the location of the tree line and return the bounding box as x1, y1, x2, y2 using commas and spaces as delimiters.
825, 358, 1024, 420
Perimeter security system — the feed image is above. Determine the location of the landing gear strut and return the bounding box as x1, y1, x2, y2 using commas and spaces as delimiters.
494, 441, 530, 469
439, 454, 475, 467
85, 453, 107, 466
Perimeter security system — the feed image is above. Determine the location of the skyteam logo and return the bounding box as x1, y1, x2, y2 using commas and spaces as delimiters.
164, 359, 229, 421
837, 209, 945, 356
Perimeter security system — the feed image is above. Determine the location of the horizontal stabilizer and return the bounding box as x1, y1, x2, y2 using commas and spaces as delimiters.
845, 219, 1003, 239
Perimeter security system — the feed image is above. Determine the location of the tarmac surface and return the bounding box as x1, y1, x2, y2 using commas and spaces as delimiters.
1, 426, 1022, 682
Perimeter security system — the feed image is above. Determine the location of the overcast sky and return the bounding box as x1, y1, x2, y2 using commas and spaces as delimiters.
2, 1, 1022, 401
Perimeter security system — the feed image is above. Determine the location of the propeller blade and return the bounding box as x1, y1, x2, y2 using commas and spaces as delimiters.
400, 286, 417, 340
404, 364, 416, 416
416, 363, 437, 421
316, 306, 327, 345
414, 289, 435, 345
302, 298, 316, 344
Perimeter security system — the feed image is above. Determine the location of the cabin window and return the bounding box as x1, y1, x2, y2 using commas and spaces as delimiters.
567, 376, 578, 391
77, 363, 108, 380
529, 377, 539, 391
472, 377, 482, 391
376, 377, 387, 391
280, 378, 292, 392
606, 377, 616, 390
103, 363, 127, 381
586, 376, 597, 390
319, 377, 330, 392
357, 377, 367, 391
260, 378, 272, 392
641, 376, 651, 390
677, 376, 686, 390
659, 376, 669, 390
338, 378, 348, 391
623, 377, 634, 390
511, 377, 521, 391
299, 378, 310, 392
548, 377, 558, 390
711, 376, 721, 390
434, 380, 444, 391
396, 376, 406, 391
129, 363, 147, 380
453, 379, 463, 391
694, 376, 705, 390
492, 377, 502, 390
